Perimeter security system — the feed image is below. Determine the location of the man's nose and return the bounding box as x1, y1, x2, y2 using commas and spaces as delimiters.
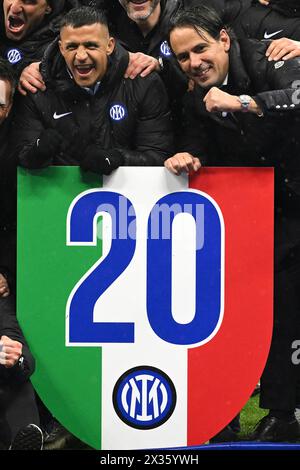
10, 1, 23, 14
190, 52, 201, 69
76, 46, 88, 60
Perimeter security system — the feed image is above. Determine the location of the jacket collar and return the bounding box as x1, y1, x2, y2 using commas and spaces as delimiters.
227, 39, 252, 95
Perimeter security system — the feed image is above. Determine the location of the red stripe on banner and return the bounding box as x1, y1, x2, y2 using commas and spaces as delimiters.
187, 167, 274, 445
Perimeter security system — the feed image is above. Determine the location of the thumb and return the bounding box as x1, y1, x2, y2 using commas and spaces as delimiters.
203, 90, 210, 102
0, 335, 9, 343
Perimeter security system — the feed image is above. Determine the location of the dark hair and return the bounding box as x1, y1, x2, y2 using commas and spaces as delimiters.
169, 5, 227, 41
0, 59, 16, 99
60, 6, 108, 30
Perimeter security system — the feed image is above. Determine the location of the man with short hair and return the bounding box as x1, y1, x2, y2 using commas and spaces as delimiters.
165, 5, 300, 442
13, 6, 173, 172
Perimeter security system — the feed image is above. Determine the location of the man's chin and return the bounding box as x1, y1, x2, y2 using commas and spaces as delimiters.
74, 77, 96, 88
5, 29, 25, 41
191, 75, 215, 89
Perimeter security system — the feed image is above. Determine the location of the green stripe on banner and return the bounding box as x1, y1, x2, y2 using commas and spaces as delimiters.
17, 167, 103, 449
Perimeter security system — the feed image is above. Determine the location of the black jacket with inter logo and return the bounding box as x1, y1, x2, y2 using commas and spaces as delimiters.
0, 0, 78, 75
179, 38, 300, 205
13, 40, 173, 168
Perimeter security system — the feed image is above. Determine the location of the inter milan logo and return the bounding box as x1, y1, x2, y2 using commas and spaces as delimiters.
113, 366, 176, 429
160, 41, 172, 57
109, 104, 127, 121
7, 48, 22, 64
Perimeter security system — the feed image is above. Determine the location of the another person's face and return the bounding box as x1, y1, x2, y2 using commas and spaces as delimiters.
59, 23, 115, 88
3, 0, 52, 41
118, 0, 160, 21
170, 26, 230, 89
0, 79, 13, 125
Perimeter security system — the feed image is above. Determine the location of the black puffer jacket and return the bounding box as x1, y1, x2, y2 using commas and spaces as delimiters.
179, 39, 300, 204
106, 0, 179, 57
0, 0, 78, 75
13, 40, 173, 169
227, 0, 300, 39
104, 0, 187, 98
183, 1, 300, 39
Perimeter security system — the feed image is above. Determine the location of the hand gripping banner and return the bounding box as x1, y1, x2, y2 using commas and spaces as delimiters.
17, 167, 274, 449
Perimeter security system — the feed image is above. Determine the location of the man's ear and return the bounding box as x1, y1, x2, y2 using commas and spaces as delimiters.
5, 101, 12, 119
58, 39, 63, 55
220, 29, 230, 52
45, 3, 52, 15
107, 37, 116, 56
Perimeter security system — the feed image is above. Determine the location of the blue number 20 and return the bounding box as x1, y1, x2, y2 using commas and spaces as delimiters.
67, 190, 223, 346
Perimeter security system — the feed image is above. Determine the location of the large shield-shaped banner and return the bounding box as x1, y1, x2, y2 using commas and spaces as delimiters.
17, 167, 273, 449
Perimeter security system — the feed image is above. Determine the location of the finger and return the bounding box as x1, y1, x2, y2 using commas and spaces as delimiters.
283, 50, 300, 60
129, 67, 144, 79
270, 47, 289, 61
266, 42, 276, 57
164, 159, 180, 175
1, 336, 21, 347
140, 64, 155, 78
192, 158, 202, 172
184, 157, 196, 172
24, 75, 46, 90
18, 80, 38, 95
124, 63, 141, 79
268, 45, 288, 61
177, 156, 191, 174
0, 350, 7, 364
0, 291, 9, 299
129, 62, 150, 79
17, 83, 27, 96
23, 76, 46, 91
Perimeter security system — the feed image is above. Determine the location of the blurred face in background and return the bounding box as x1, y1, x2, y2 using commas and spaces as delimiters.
0, 79, 13, 125
118, 0, 160, 22
3, 0, 52, 41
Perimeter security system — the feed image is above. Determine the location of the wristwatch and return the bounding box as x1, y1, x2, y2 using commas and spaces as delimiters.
238, 94, 252, 112
157, 56, 164, 72
17, 355, 25, 371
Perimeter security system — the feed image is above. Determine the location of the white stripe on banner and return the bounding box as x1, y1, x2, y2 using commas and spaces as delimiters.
98, 168, 189, 450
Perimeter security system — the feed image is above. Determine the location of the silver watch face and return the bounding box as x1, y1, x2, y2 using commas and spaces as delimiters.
239, 95, 251, 106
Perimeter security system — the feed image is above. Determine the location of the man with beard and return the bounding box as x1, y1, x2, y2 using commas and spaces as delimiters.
165, 5, 300, 442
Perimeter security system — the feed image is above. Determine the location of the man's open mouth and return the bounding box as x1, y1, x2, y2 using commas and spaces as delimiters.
75, 64, 95, 76
8, 15, 25, 33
